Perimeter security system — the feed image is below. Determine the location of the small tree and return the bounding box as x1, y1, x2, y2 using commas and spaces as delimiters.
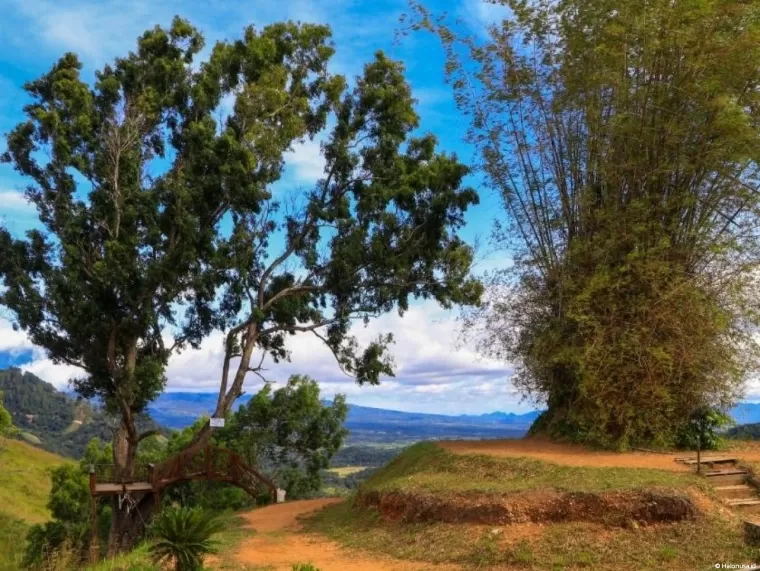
679, 406, 734, 473
23, 464, 92, 568
23, 438, 115, 568
217, 375, 348, 498
149, 507, 223, 571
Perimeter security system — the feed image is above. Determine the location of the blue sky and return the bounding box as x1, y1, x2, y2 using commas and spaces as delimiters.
0, 0, 533, 415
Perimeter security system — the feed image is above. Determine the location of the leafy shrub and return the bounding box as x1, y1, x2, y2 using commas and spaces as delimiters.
292, 564, 321, 571
149, 507, 223, 571
23, 464, 92, 568
676, 406, 734, 451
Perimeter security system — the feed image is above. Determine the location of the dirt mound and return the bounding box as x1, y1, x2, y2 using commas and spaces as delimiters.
358, 488, 704, 527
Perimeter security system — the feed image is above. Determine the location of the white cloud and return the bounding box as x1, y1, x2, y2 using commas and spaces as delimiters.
1, 300, 523, 414
0, 317, 31, 353
0, 190, 33, 214
5, 0, 181, 65
284, 138, 326, 183
460, 0, 510, 37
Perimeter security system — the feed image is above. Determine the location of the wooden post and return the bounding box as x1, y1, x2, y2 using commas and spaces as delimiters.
697, 436, 702, 475
89, 464, 96, 495
89, 465, 99, 564
205, 445, 211, 480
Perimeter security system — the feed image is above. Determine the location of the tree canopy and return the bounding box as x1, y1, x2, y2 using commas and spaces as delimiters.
0, 15, 482, 551
216, 375, 348, 497
414, 0, 760, 448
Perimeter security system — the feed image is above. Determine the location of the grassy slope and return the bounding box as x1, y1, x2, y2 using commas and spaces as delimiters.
0, 439, 70, 571
306, 442, 758, 571
0, 439, 70, 523
362, 442, 707, 494
328, 466, 368, 477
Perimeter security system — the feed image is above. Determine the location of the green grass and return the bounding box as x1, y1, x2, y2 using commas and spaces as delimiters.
328, 466, 367, 476
82, 544, 158, 571
306, 497, 759, 571
362, 442, 707, 495
0, 438, 71, 523
0, 512, 29, 571
19, 431, 42, 445
303, 442, 753, 570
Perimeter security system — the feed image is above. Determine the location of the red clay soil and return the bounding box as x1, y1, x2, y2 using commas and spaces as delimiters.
228, 498, 459, 571
438, 437, 695, 470
358, 488, 702, 527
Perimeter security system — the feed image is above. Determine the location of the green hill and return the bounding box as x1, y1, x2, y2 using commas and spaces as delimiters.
307, 443, 758, 570
0, 439, 70, 571
0, 367, 161, 458
0, 439, 70, 523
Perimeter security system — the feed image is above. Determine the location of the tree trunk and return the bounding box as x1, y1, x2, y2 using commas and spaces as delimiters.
107, 420, 145, 555
107, 492, 155, 555
177, 324, 261, 462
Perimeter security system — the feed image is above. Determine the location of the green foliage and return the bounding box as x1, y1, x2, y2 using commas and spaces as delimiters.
676, 406, 734, 451
417, 0, 760, 448
0, 391, 12, 436
727, 422, 760, 440
0, 439, 70, 525
1, 14, 481, 550
292, 565, 321, 571
22, 439, 115, 569
23, 464, 91, 568
148, 507, 223, 571
217, 375, 348, 498
0, 512, 28, 571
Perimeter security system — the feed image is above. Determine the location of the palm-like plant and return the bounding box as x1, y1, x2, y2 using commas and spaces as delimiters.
149, 507, 224, 571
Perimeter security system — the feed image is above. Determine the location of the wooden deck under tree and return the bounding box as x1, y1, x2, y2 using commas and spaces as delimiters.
89, 445, 279, 500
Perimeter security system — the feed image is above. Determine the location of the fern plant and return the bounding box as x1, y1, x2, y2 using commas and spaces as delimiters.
149, 507, 224, 571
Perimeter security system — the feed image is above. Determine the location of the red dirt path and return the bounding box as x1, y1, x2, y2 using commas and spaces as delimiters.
230, 498, 458, 571
438, 437, 760, 470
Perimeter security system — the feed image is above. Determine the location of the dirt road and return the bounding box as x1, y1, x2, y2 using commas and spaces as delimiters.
438, 437, 760, 470
439, 438, 693, 470
230, 498, 457, 571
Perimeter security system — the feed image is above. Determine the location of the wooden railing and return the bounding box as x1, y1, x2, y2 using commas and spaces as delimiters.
92, 463, 153, 484
90, 445, 278, 500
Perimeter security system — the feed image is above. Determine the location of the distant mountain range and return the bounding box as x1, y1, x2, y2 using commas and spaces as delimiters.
6, 366, 760, 454
147, 392, 542, 443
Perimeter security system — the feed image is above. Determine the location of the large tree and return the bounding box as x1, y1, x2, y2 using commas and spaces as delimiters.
0, 18, 345, 552
1, 17, 481, 553
414, 0, 760, 448
186, 45, 483, 458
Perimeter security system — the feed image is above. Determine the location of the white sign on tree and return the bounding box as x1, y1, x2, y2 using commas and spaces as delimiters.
209, 418, 225, 428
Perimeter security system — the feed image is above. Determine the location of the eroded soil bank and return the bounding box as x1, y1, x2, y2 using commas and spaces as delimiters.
358, 488, 704, 527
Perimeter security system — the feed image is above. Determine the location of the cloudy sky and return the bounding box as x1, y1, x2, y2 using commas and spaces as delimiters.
0, 0, 539, 415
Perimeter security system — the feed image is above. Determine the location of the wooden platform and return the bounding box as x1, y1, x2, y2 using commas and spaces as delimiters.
93, 482, 154, 495
674, 456, 738, 465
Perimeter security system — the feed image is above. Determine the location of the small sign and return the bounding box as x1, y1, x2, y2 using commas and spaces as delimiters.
209, 417, 225, 428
